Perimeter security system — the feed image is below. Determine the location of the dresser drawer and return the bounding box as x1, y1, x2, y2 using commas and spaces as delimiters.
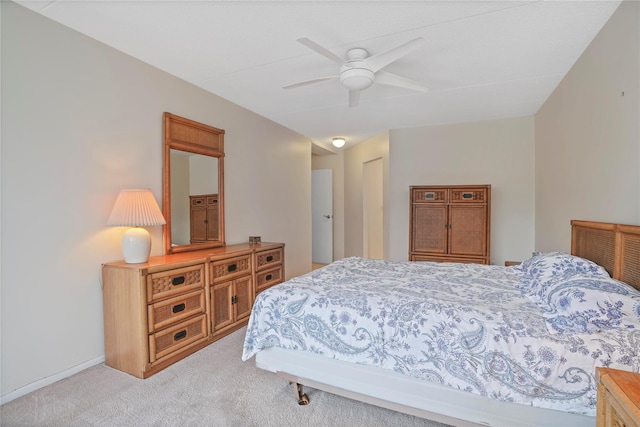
191, 195, 218, 207
256, 266, 283, 293
255, 247, 283, 271
191, 196, 206, 207
412, 188, 446, 204
206, 195, 218, 206
149, 314, 207, 363
449, 187, 488, 203
211, 254, 251, 283
147, 264, 205, 303
147, 289, 206, 333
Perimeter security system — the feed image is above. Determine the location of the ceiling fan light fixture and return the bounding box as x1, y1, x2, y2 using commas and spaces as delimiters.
339, 67, 375, 91
332, 137, 346, 148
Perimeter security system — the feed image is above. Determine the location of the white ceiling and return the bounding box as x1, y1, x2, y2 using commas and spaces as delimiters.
16, 0, 621, 151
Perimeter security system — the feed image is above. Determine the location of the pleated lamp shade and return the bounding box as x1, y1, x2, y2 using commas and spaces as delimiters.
107, 189, 166, 263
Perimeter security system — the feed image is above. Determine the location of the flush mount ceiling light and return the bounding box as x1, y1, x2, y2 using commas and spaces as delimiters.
332, 137, 346, 148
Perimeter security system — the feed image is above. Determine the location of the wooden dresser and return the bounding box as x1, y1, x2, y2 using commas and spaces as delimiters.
597, 368, 640, 427
102, 242, 284, 378
409, 185, 491, 264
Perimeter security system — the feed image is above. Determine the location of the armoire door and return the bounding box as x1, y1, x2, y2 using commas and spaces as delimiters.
412, 204, 447, 254
448, 204, 487, 256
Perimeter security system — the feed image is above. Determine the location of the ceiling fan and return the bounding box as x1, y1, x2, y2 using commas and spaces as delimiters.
284, 37, 429, 107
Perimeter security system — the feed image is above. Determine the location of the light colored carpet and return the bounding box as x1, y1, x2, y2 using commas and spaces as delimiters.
1, 327, 450, 427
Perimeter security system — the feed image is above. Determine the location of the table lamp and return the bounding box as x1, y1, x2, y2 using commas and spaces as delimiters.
107, 189, 166, 263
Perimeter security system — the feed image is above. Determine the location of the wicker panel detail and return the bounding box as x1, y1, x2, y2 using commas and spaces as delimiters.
256, 248, 283, 269
573, 227, 616, 276
620, 234, 640, 291
191, 196, 205, 206
148, 290, 206, 332
149, 315, 207, 362
152, 270, 202, 293
412, 205, 447, 253
168, 119, 222, 152
151, 269, 202, 294
449, 206, 486, 256
212, 284, 232, 330
412, 188, 446, 203
212, 256, 251, 281
256, 266, 283, 292
234, 276, 253, 320
191, 195, 218, 207
450, 189, 486, 203
148, 265, 205, 303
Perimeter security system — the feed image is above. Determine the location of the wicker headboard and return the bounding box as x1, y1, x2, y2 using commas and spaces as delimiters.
571, 220, 640, 292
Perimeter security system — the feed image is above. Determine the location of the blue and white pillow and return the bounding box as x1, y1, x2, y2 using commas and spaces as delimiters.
512, 252, 610, 303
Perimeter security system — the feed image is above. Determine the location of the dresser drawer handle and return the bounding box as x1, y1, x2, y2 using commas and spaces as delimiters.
265, 274, 272, 281
172, 276, 185, 286
172, 303, 186, 313
462, 192, 473, 199
227, 264, 237, 272
266, 255, 273, 262
174, 330, 187, 341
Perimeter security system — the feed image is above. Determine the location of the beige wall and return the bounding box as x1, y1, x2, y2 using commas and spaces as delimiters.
389, 117, 536, 265
535, 0, 640, 251
343, 132, 390, 258
312, 152, 345, 261
1, 2, 311, 400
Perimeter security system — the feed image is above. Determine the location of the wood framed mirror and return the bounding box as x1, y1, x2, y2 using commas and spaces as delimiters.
163, 112, 225, 254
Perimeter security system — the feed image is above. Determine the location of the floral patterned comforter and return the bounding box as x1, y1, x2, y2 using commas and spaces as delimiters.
242, 257, 640, 417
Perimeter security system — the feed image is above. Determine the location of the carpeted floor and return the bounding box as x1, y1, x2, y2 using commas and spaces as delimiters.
1, 327, 451, 427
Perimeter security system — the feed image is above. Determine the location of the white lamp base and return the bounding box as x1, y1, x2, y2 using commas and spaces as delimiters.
121, 227, 152, 263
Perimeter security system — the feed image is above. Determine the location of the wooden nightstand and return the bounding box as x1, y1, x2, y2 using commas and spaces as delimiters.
596, 367, 640, 427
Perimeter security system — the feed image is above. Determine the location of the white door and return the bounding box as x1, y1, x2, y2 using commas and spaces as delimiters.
363, 158, 383, 259
312, 169, 333, 264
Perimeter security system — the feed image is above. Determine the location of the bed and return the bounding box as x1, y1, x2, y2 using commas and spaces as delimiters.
242, 220, 640, 426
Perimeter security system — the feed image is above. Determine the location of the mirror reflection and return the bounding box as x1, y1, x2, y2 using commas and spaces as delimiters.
170, 149, 219, 247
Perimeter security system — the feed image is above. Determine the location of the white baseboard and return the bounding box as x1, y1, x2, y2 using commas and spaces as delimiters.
0, 356, 105, 405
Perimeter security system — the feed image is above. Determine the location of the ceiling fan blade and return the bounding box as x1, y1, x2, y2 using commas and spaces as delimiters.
297, 38, 344, 65
375, 70, 429, 92
349, 90, 360, 108
283, 75, 338, 90
365, 38, 427, 72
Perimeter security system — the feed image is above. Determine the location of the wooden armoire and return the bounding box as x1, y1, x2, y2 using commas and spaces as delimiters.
409, 185, 490, 264
190, 194, 219, 243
